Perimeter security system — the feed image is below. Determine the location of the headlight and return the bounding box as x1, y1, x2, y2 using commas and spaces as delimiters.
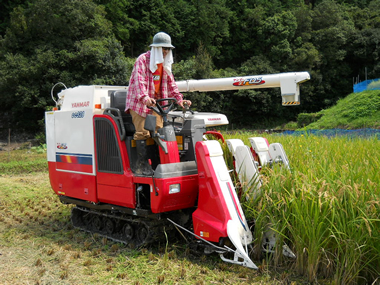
169, 184, 180, 194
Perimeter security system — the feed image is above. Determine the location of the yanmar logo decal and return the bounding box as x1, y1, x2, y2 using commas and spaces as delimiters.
72, 101, 90, 108
208, 118, 221, 121
233, 77, 265, 86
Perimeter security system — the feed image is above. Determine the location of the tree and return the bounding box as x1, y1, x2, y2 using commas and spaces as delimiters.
96, 0, 232, 62
1, 0, 378, 131
347, 0, 380, 80
95, 0, 185, 58
0, 0, 29, 36
257, 11, 298, 68
310, 0, 355, 106
0, 0, 129, 133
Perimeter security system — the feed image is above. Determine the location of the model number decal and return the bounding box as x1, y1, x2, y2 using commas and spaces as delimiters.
71, 111, 85, 119
233, 77, 266, 86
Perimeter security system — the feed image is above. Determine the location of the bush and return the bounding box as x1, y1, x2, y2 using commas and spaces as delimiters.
297, 112, 323, 128
283, 121, 298, 130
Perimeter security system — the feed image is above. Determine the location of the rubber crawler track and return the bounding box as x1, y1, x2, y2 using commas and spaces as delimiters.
71, 206, 173, 247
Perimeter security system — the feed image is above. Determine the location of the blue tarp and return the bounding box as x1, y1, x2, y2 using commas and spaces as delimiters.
280, 129, 380, 138
353, 79, 380, 93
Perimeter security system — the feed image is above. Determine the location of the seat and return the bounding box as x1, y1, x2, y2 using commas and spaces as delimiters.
109, 91, 135, 136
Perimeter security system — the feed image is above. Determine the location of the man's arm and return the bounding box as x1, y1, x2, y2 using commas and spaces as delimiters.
132, 54, 151, 105
167, 74, 192, 108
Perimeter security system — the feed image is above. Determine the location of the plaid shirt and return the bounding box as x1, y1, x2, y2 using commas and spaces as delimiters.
125, 51, 183, 117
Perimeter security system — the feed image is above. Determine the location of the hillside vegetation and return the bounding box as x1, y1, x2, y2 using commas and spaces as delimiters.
299, 90, 380, 129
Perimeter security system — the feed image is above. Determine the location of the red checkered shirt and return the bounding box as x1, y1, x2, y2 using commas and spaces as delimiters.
125, 51, 183, 117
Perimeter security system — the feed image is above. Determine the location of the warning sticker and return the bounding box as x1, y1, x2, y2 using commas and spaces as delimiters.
282, 102, 300, 105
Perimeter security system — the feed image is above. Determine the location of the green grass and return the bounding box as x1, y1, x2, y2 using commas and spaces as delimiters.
302, 90, 380, 129
0, 148, 47, 174
223, 132, 380, 284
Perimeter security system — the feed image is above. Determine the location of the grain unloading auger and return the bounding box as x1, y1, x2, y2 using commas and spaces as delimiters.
45, 72, 309, 269
176, 71, 310, 106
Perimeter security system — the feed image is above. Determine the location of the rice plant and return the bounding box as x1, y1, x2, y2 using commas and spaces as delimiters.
223, 131, 380, 284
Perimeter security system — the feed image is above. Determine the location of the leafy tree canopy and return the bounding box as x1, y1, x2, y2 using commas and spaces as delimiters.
0, 0, 379, 132
0, 0, 129, 132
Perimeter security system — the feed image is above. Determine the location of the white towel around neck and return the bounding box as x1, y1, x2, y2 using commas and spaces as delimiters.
149, 47, 173, 75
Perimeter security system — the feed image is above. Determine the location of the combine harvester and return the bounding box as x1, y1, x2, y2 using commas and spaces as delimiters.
45, 72, 309, 269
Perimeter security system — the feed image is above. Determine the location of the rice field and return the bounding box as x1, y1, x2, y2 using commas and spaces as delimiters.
222, 131, 380, 284
1, 132, 379, 284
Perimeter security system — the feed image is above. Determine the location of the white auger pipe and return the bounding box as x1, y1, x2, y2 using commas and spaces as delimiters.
176, 71, 310, 106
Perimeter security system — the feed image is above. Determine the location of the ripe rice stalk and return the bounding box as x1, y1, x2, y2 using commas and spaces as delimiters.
228, 131, 379, 283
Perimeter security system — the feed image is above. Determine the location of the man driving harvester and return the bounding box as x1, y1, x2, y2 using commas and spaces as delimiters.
125, 32, 192, 175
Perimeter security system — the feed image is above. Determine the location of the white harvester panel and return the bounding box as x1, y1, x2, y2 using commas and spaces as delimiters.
168, 111, 229, 127
54, 108, 95, 174
45, 111, 56, 162
249, 137, 271, 167
226, 139, 245, 156
235, 146, 262, 197
269, 143, 291, 170
46, 85, 127, 175
226, 139, 262, 199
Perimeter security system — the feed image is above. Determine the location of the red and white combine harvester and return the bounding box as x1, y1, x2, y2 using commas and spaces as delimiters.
46, 72, 310, 269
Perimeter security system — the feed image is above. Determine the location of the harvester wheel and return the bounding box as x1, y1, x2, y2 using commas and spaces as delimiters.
137, 225, 149, 243
71, 207, 83, 227
123, 223, 134, 241
92, 215, 103, 231
82, 212, 91, 226
104, 218, 115, 235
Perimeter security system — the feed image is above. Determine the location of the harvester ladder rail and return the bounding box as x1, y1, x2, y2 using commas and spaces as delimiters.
167, 218, 229, 253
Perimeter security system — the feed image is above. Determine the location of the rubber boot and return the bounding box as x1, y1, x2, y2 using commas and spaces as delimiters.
135, 140, 154, 176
